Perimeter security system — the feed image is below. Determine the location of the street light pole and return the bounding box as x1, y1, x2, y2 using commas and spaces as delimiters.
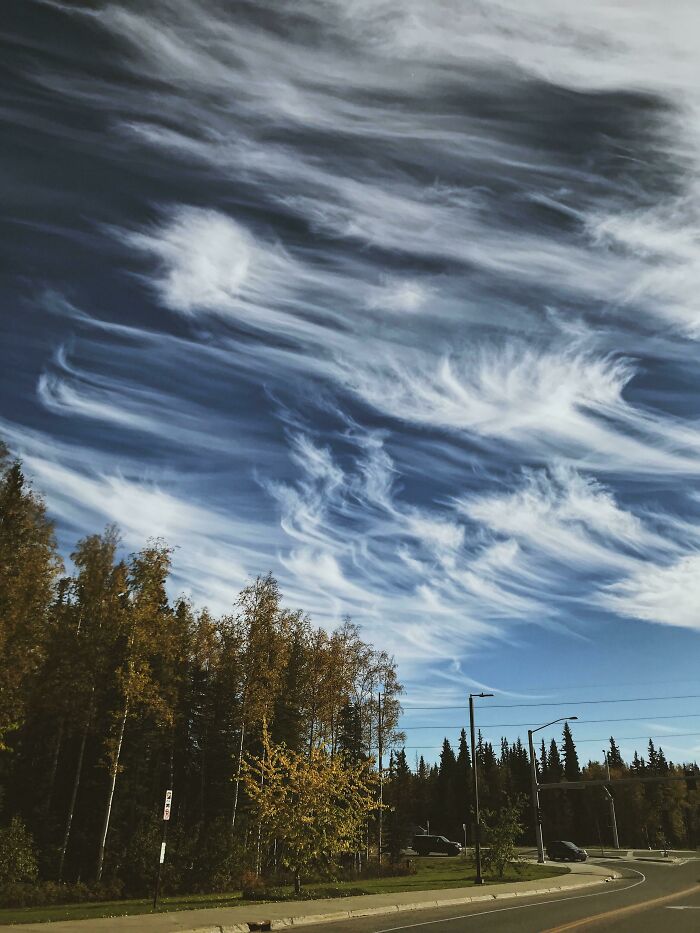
469, 692, 493, 885
527, 729, 544, 865
602, 750, 620, 850
528, 716, 577, 863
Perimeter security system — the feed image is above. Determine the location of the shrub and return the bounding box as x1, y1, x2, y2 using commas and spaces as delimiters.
0, 817, 38, 885
121, 815, 160, 897
187, 818, 246, 893
0, 880, 90, 908
240, 869, 266, 899
481, 796, 525, 879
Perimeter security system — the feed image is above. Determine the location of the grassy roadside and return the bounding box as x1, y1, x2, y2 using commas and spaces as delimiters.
0, 858, 568, 925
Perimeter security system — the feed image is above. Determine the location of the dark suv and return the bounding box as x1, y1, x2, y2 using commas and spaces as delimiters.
412, 834, 461, 856
546, 840, 588, 862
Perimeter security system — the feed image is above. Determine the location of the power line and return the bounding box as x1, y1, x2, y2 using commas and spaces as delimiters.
398, 713, 700, 729
401, 677, 700, 700
401, 693, 700, 711
572, 732, 700, 745
378, 731, 700, 750
406, 677, 700, 709
492, 695, 700, 708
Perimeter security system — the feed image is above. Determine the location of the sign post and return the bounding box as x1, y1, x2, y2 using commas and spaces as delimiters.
153, 790, 172, 910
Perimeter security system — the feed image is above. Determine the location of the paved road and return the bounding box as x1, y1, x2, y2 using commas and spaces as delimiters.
320, 860, 700, 933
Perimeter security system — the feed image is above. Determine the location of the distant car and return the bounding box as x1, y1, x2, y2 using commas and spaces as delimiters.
546, 840, 588, 862
412, 834, 461, 856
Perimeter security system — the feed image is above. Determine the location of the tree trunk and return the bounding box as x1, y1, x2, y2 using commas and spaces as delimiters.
96, 699, 128, 882
199, 719, 208, 825
255, 743, 266, 875
44, 717, 65, 818
308, 708, 316, 759
231, 720, 246, 833
58, 721, 88, 881
294, 868, 301, 895
59, 692, 94, 881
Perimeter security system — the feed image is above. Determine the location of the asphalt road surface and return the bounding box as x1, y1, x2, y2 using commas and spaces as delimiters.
321, 860, 700, 933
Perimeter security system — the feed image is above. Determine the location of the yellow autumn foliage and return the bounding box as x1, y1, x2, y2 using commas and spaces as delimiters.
242, 723, 381, 890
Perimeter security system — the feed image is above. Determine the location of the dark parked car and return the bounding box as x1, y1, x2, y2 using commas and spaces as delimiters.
546, 840, 588, 861
412, 834, 461, 856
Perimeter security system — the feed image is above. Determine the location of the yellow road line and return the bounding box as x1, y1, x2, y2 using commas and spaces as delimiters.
543, 883, 700, 932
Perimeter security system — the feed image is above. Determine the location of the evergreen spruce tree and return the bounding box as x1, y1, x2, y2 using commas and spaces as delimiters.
413, 756, 430, 831
561, 723, 583, 841
539, 739, 548, 782
337, 701, 365, 764
384, 748, 413, 861
562, 723, 581, 782
0, 451, 61, 747
608, 738, 624, 770
545, 739, 571, 840
456, 729, 472, 844
436, 738, 461, 839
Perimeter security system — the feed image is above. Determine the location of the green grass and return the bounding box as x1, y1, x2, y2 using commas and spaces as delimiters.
0, 858, 568, 925
0, 891, 246, 926
330, 857, 568, 895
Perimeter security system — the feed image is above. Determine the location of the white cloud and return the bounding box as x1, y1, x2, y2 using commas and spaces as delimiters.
17, 0, 700, 694
343, 342, 700, 474
289, 434, 344, 491
587, 197, 700, 334
367, 278, 430, 313
603, 553, 700, 630
38, 370, 160, 436
113, 202, 700, 480
46, 0, 700, 339
460, 463, 666, 575
403, 513, 465, 556
281, 548, 373, 606
121, 207, 281, 316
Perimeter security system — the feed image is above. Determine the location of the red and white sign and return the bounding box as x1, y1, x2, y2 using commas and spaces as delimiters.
163, 789, 173, 821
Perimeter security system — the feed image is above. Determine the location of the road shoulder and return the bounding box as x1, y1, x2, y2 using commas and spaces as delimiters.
0, 863, 620, 933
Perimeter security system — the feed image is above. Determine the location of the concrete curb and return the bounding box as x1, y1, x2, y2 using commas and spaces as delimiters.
179, 871, 621, 933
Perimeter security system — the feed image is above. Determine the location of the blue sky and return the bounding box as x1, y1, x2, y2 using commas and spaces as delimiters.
4, 0, 700, 765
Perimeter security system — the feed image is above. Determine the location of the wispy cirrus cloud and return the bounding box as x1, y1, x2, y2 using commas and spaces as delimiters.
603, 553, 700, 631
4, 426, 278, 613
8, 0, 700, 738
459, 463, 666, 573
110, 205, 700, 478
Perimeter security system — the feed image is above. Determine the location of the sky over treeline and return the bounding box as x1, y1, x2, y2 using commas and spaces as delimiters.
4, 1, 700, 758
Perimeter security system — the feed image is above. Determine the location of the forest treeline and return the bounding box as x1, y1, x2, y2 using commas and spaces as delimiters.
385, 723, 700, 857
2, 444, 700, 906
0, 446, 401, 900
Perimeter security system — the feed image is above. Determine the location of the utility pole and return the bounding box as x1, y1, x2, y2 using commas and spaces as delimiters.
527, 716, 578, 863
602, 750, 620, 850
377, 691, 383, 865
469, 692, 492, 885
